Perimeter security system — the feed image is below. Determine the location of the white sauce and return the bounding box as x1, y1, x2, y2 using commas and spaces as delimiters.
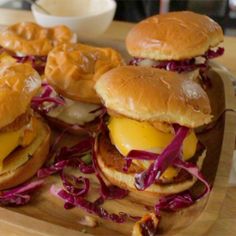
16, 51, 27, 57
48, 98, 101, 125
138, 58, 156, 67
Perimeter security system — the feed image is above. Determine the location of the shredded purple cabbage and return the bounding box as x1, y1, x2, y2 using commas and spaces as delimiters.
123, 150, 158, 172
32, 96, 65, 106
0, 179, 44, 206
155, 59, 206, 73
0, 47, 47, 74
155, 191, 194, 215
51, 186, 133, 223
38, 133, 130, 223
123, 158, 133, 172
55, 138, 93, 162
204, 47, 224, 59
125, 149, 211, 199
154, 162, 211, 213
129, 47, 224, 73
37, 160, 69, 178
133, 126, 189, 190
125, 125, 210, 212
32, 86, 106, 136
129, 57, 206, 73
174, 158, 211, 198
37, 137, 94, 178
96, 173, 129, 200
31, 83, 65, 113
61, 172, 90, 197
13, 55, 47, 75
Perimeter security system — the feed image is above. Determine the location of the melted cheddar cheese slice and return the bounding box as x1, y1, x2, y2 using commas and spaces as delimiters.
108, 117, 198, 180
1, 118, 44, 175
0, 130, 22, 171
0, 117, 38, 171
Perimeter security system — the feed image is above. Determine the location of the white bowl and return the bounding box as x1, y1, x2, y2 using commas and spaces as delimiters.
31, 0, 116, 38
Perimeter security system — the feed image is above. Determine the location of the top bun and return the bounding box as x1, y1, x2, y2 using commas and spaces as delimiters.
0, 63, 41, 129
45, 43, 124, 104
126, 11, 223, 60
0, 22, 76, 56
95, 66, 212, 128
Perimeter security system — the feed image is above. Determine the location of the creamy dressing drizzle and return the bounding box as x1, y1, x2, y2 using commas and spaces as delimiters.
47, 97, 101, 125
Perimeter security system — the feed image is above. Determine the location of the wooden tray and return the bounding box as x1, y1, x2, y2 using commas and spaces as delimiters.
0, 38, 236, 236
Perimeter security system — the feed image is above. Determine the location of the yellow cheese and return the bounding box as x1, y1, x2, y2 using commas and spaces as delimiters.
0, 130, 22, 170
108, 117, 173, 156
108, 117, 198, 180
0, 117, 38, 170
1, 118, 44, 174
162, 166, 179, 180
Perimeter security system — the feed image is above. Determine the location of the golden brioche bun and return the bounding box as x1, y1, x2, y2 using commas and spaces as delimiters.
0, 22, 76, 56
95, 66, 212, 128
97, 134, 206, 195
126, 11, 223, 60
0, 116, 50, 190
45, 43, 124, 104
0, 63, 41, 129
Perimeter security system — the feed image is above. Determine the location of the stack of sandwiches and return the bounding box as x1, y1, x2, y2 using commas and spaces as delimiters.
0, 10, 224, 235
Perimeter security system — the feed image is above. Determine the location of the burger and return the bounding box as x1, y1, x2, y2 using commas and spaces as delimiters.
126, 11, 224, 86
34, 43, 124, 134
0, 22, 76, 75
94, 66, 212, 194
0, 63, 50, 190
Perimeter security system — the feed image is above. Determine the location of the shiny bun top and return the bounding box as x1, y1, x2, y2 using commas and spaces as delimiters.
0, 22, 76, 56
95, 66, 212, 127
45, 43, 124, 104
0, 63, 41, 129
126, 11, 223, 60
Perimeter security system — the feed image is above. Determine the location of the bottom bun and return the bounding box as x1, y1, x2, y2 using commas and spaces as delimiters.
97, 134, 206, 195
0, 117, 51, 190
46, 115, 99, 136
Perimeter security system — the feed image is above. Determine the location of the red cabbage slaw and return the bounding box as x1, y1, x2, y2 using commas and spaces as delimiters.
155, 191, 194, 215
37, 137, 95, 178
61, 172, 90, 197
0, 47, 47, 75
132, 126, 189, 190
13, 55, 47, 75
0, 179, 44, 206
154, 159, 211, 214
39, 119, 210, 219
125, 125, 211, 212
31, 83, 65, 114
31, 82, 106, 137
38, 134, 131, 223
51, 185, 135, 223
129, 47, 224, 73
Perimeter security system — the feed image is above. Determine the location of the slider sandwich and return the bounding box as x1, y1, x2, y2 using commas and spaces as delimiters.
36, 43, 124, 134
0, 22, 76, 74
126, 11, 224, 86
0, 63, 50, 190
95, 66, 212, 194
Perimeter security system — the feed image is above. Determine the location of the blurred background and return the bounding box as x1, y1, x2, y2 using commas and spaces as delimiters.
0, 0, 236, 35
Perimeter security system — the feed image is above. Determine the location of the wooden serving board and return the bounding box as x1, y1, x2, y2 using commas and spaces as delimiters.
0, 37, 236, 236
